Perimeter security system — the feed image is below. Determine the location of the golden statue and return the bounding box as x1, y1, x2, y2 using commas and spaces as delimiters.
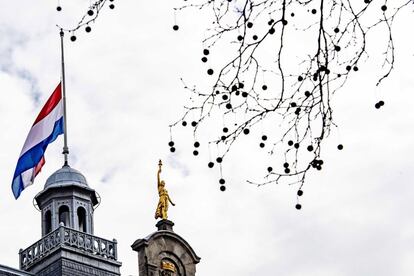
155, 160, 175, 220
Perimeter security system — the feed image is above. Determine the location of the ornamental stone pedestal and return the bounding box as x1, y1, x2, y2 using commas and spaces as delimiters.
131, 220, 200, 276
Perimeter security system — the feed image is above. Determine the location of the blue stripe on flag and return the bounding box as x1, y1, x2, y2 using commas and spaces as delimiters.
12, 117, 64, 199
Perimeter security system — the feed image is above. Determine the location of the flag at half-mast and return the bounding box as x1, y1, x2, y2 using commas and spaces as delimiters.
12, 83, 64, 199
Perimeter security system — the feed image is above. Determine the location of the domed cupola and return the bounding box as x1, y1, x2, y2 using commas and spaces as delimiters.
34, 165, 99, 236
44, 166, 89, 188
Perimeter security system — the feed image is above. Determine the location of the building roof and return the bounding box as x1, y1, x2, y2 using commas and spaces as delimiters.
44, 165, 88, 189
35, 165, 99, 207
0, 264, 34, 275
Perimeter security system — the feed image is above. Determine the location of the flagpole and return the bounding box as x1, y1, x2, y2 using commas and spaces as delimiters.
60, 29, 69, 166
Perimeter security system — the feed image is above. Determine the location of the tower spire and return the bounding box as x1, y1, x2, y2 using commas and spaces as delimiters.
60, 30, 69, 166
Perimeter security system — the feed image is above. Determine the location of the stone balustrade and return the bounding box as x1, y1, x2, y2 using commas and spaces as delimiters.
19, 226, 117, 270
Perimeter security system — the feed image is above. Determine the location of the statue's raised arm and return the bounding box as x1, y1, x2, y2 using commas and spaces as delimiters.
157, 159, 162, 188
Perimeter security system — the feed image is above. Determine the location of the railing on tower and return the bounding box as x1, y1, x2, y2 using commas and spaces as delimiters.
19, 225, 118, 270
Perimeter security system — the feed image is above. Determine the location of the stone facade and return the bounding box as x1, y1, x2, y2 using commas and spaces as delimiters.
33, 258, 120, 276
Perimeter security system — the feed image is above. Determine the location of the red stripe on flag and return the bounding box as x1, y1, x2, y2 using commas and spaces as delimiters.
34, 156, 45, 178
33, 83, 62, 126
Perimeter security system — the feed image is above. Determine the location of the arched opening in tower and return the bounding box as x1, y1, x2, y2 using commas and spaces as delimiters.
77, 207, 87, 232
45, 210, 52, 234
59, 205, 70, 227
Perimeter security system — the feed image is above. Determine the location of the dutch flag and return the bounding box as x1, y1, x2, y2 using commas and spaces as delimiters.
12, 83, 64, 199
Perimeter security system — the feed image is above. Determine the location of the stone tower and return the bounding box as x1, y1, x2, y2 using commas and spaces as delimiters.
18, 165, 121, 276
131, 220, 200, 276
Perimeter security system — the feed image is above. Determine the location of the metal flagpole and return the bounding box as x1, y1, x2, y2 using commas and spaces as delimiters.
60, 30, 69, 166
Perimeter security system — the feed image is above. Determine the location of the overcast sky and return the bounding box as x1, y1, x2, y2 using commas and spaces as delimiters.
1, 1, 414, 275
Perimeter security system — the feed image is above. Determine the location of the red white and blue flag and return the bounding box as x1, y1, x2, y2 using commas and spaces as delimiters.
12, 83, 64, 199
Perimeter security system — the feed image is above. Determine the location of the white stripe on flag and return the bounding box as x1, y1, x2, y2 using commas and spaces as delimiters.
21, 168, 34, 188
20, 101, 63, 156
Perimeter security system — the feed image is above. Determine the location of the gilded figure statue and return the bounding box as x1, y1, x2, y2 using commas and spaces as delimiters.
155, 160, 175, 220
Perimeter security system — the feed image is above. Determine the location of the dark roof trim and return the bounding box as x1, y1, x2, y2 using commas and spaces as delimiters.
0, 264, 34, 275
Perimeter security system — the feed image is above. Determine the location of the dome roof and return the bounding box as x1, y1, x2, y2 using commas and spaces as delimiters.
44, 166, 88, 188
